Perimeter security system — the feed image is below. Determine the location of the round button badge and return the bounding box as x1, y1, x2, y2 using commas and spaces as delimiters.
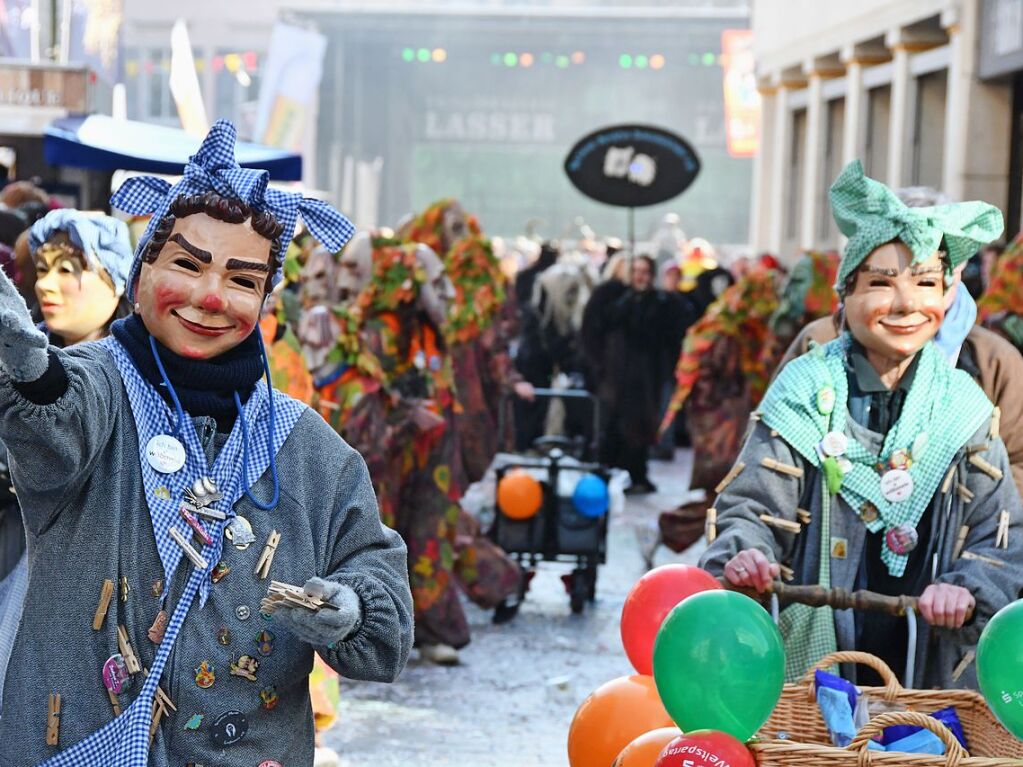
880, 469, 914, 503
886, 524, 920, 555
145, 435, 186, 474
210, 710, 248, 748
821, 431, 848, 457
816, 386, 836, 415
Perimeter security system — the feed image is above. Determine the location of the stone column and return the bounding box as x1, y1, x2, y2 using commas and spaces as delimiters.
800, 71, 825, 250
767, 84, 791, 255
886, 41, 913, 188
942, 6, 967, 200
749, 83, 777, 252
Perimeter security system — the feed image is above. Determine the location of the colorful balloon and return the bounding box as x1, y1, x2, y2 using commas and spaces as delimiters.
978, 599, 1023, 739
652, 590, 784, 741
497, 469, 543, 520
573, 473, 610, 518
621, 565, 722, 676
612, 727, 682, 767
567, 675, 675, 767
656, 731, 757, 767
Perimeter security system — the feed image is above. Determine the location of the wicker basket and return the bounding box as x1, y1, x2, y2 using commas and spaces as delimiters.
753, 651, 1023, 765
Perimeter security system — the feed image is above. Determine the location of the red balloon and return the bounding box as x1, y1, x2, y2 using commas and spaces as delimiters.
656, 731, 756, 767
621, 565, 722, 675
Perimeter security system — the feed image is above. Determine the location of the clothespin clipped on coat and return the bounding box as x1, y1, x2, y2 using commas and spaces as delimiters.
254, 530, 281, 580
92, 579, 114, 631
46, 694, 60, 746
996, 510, 1011, 550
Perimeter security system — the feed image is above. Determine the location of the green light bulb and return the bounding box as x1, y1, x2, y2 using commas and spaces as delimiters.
555, 55, 569, 68
401, 48, 415, 63
417, 48, 431, 62
504, 52, 518, 67
635, 54, 648, 69
619, 53, 633, 69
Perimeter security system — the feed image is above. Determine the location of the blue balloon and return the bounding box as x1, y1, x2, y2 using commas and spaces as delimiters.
572, 473, 609, 518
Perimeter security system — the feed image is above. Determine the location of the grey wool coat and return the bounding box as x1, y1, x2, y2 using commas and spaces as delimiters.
0, 342, 413, 767
700, 412, 1023, 690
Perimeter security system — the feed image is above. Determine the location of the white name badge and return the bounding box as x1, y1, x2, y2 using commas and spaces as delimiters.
146, 435, 186, 474
880, 469, 914, 503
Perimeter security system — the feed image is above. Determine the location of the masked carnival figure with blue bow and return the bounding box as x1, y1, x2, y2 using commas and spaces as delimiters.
0, 121, 413, 767
700, 160, 1023, 690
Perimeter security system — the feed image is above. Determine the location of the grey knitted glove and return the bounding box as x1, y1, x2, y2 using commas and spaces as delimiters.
273, 577, 362, 647
0, 269, 47, 382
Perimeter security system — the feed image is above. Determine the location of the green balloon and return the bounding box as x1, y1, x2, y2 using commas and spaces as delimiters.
652, 590, 784, 740
978, 600, 1023, 739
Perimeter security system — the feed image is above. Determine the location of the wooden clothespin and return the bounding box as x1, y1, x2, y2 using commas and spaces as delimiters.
961, 550, 1006, 568
148, 610, 168, 644
941, 465, 957, 495
254, 530, 281, 580
145, 669, 176, 743
759, 513, 802, 534
107, 689, 121, 717
761, 457, 804, 479
705, 508, 717, 544
956, 483, 975, 504
120, 576, 130, 604
779, 564, 795, 582
969, 453, 1004, 481
952, 650, 976, 684
46, 694, 60, 746
714, 463, 745, 494
990, 406, 1002, 440
997, 510, 1011, 550
769, 429, 779, 438
117, 626, 141, 674
953, 525, 970, 560
92, 579, 114, 631
169, 527, 209, 571
796, 508, 812, 525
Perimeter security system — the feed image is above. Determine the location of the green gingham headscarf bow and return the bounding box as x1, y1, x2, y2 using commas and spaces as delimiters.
830, 160, 1004, 289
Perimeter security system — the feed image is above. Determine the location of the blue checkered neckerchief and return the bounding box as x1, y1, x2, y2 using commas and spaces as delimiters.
110, 119, 355, 301
37, 338, 306, 767
99, 336, 304, 608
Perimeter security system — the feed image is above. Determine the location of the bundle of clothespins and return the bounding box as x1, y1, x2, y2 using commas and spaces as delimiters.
260, 581, 340, 614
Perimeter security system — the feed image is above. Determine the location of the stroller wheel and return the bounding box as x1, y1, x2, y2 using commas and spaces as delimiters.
569, 569, 589, 614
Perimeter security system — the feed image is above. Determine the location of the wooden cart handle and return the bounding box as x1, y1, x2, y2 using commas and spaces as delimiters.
719, 579, 976, 624
847, 710, 968, 766
800, 651, 902, 703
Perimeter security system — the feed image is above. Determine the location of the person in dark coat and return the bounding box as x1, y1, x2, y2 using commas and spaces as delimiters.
583, 255, 687, 493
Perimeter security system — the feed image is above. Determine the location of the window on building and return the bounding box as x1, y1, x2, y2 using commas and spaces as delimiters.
212, 50, 262, 138
912, 69, 947, 190
820, 97, 845, 243
123, 47, 177, 126
786, 108, 807, 245
865, 85, 891, 181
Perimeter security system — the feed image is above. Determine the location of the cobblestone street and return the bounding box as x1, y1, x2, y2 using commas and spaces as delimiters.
328, 450, 705, 767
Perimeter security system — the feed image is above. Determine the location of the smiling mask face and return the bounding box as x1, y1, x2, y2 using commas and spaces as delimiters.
136, 213, 272, 359
843, 241, 945, 362
34, 233, 120, 344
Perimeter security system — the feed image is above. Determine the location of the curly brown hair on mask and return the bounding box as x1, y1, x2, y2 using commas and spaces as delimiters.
142, 192, 286, 293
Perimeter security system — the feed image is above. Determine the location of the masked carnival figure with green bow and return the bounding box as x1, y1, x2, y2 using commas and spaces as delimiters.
700, 160, 1023, 689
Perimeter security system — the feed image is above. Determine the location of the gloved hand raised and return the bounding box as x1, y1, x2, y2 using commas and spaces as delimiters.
0, 267, 48, 382
272, 577, 363, 647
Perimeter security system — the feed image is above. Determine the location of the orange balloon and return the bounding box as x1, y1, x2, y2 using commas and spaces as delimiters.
613, 728, 683, 767
497, 469, 543, 520
567, 675, 675, 767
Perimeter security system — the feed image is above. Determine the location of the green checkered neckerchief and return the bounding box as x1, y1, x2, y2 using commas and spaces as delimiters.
760, 334, 991, 576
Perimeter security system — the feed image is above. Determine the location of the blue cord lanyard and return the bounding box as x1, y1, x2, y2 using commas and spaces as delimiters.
148, 333, 280, 510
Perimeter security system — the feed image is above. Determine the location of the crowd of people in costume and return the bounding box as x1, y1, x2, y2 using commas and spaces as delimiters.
3, 118, 1023, 767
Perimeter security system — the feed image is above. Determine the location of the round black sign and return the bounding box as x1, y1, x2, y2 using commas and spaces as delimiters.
564, 124, 701, 208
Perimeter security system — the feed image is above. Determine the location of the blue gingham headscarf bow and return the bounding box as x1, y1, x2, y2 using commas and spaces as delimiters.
110, 119, 355, 301
28, 209, 134, 296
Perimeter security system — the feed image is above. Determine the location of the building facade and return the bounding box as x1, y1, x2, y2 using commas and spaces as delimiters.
750, 0, 1023, 257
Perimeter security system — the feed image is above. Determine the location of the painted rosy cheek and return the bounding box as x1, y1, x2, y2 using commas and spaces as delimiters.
154, 284, 187, 314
